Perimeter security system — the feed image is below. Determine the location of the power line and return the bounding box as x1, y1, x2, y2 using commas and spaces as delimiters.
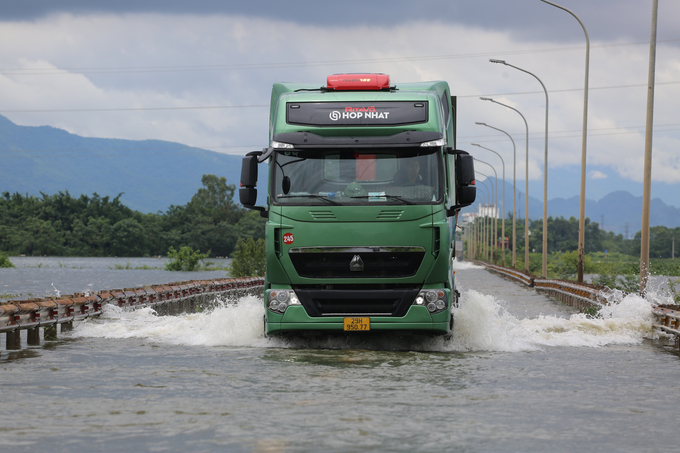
462, 81, 680, 98
1, 123, 678, 158
461, 124, 680, 144
0, 145, 259, 154
2, 39, 678, 76
0, 151, 235, 159
0, 105, 269, 113
462, 123, 680, 140
2, 81, 679, 114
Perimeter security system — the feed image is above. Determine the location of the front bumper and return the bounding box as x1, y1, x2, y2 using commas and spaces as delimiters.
265, 305, 451, 336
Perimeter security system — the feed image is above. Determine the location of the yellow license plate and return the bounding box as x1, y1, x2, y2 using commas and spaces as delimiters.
344, 317, 370, 331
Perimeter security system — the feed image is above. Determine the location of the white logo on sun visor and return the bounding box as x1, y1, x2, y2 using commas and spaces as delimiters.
329, 109, 390, 121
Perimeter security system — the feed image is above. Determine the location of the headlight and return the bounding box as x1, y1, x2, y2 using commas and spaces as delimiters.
268, 290, 300, 313
414, 289, 448, 314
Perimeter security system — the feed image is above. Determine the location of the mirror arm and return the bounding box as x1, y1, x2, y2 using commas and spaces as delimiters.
258, 147, 274, 163
446, 148, 470, 156
446, 206, 462, 217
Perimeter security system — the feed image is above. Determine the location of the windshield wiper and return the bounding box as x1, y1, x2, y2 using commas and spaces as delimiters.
350, 195, 414, 205
278, 194, 342, 205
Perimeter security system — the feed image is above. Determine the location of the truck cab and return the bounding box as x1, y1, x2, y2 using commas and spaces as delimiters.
240, 74, 475, 335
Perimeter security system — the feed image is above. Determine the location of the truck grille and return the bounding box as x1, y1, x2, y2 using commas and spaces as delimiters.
288, 246, 425, 279
293, 285, 421, 317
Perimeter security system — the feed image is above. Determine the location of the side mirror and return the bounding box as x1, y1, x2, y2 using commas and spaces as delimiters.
456, 153, 476, 208
456, 154, 475, 186
240, 154, 259, 187
446, 149, 476, 215
239, 153, 267, 216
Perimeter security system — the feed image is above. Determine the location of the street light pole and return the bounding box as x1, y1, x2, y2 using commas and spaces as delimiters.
480, 97, 531, 274
489, 60, 548, 277
471, 143, 506, 267
476, 122, 517, 268
476, 179, 491, 262
476, 167, 498, 264
539, 0, 590, 283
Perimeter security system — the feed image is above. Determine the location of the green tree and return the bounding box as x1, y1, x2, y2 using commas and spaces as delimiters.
227, 238, 265, 277
234, 210, 266, 240
0, 252, 14, 268
71, 216, 112, 256
0, 174, 260, 258
165, 246, 209, 271
21, 218, 64, 255
187, 174, 241, 224
109, 218, 148, 256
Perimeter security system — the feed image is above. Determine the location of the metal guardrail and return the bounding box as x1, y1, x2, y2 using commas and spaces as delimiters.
1, 276, 265, 350
483, 263, 606, 310
477, 261, 680, 347
651, 307, 680, 345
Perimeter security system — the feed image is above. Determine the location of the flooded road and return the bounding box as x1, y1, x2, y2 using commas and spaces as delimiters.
1, 259, 679, 452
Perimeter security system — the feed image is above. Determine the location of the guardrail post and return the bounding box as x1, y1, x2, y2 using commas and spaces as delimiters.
27, 327, 40, 345
6, 330, 21, 350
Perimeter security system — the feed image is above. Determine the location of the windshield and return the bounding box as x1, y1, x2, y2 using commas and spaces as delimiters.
272, 147, 443, 206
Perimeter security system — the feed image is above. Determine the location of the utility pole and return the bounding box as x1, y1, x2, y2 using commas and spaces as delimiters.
640, 0, 659, 296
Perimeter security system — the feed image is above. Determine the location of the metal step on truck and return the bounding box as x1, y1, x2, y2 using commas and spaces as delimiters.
239, 73, 476, 336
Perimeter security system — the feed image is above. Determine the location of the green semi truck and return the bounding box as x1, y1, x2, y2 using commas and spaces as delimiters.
239, 73, 475, 336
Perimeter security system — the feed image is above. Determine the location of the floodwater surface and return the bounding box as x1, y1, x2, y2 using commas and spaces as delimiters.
1, 258, 679, 452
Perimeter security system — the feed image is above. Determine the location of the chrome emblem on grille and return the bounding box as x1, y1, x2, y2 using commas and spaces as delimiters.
350, 255, 364, 272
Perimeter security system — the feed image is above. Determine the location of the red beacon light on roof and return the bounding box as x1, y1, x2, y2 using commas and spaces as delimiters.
326, 73, 390, 91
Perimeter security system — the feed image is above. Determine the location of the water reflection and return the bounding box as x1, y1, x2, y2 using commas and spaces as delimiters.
0, 348, 41, 362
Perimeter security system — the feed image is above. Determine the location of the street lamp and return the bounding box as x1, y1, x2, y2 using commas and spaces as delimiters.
476, 179, 491, 262
489, 59, 549, 277
475, 162, 499, 264
538, 0, 590, 283
476, 122, 517, 268
471, 143, 506, 267
471, 190, 485, 261
480, 97, 531, 274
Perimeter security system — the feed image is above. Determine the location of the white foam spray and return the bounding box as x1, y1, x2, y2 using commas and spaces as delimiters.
73, 289, 660, 352
74, 295, 273, 348
443, 289, 656, 352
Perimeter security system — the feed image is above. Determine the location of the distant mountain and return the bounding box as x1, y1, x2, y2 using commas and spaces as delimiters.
0, 115, 266, 213
2, 114, 676, 232
467, 180, 680, 237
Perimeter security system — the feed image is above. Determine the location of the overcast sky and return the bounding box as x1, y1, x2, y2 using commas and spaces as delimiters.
1, 0, 679, 208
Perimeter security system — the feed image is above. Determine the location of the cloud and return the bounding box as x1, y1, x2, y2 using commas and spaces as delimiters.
0, 8, 678, 206
3, 1, 680, 44
589, 170, 608, 180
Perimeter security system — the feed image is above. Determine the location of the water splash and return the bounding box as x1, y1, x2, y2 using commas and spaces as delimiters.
445, 289, 656, 352
51, 282, 61, 298
73, 288, 658, 353
74, 295, 271, 348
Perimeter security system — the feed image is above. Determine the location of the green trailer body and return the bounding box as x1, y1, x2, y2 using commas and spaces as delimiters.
240, 74, 475, 336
